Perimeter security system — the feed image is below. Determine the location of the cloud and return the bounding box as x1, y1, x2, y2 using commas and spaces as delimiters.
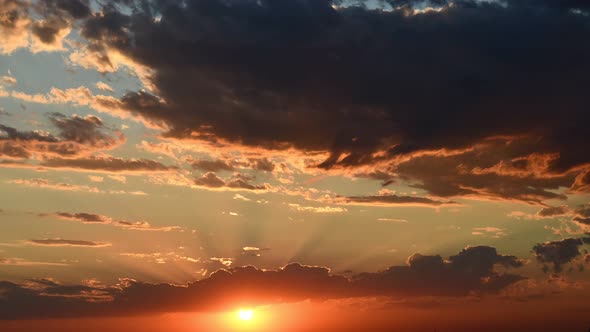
0, 113, 123, 160
46, 211, 181, 232
108, 175, 126, 183
472, 227, 508, 238
40, 155, 176, 174
0, 0, 88, 54
7, 178, 147, 195
377, 218, 408, 223
95, 81, 113, 92
532, 237, 590, 273
250, 158, 275, 172
233, 194, 251, 201
194, 172, 269, 191
191, 159, 234, 172
288, 203, 347, 213
18, 0, 589, 206
8, 178, 102, 193
241, 247, 271, 257
88, 175, 104, 182
336, 194, 457, 207
52, 212, 109, 224
1, 76, 16, 86
27, 239, 111, 247
193, 172, 225, 188
389, 140, 574, 205
0, 0, 31, 54
0, 245, 523, 319
0, 258, 68, 267
536, 206, 571, 218
44, 0, 588, 185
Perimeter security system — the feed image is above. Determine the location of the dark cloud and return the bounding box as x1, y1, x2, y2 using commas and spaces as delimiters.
40, 156, 176, 173
0, 113, 122, 159
572, 204, 590, 226
354, 246, 524, 296
536, 205, 571, 218
0, 245, 523, 319
0, 124, 58, 142
67, 0, 590, 179
47, 113, 113, 147
31, 16, 68, 44
194, 172, 225, 188
194, 172, 268, 190
27, 239, 111, 247
338, 194, 457, 207
191, 159, 234, 172
44, 211, 181, 231
52, 212, 109, 223
532, 237, 590, 273
570, 169, 590, 193
40, 0, 91, 19
391, 139, 574, 205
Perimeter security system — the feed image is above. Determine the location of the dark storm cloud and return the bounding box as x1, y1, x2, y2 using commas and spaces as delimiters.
0, 245, 523, 319
69, 0, 590, 176
532, 237, 590, 273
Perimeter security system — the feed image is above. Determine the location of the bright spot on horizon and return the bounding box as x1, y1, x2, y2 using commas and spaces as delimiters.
237, 308, 253, 321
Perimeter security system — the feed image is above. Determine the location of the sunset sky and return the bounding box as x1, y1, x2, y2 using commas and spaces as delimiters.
1, 0, 590, 331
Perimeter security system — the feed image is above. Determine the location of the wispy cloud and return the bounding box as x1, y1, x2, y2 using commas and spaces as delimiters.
27, 239, 111, 247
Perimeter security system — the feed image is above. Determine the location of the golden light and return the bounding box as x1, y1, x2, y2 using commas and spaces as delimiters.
237, 309, 253, 321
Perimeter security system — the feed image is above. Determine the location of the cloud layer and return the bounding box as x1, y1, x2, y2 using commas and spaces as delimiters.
0, 245, 523, 319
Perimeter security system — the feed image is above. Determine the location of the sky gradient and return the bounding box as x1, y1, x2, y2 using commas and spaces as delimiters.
1, 0, 590, 331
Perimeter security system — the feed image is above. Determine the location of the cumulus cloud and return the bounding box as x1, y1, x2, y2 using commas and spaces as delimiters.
0, 245, 523, 319
532, 237, 590, 273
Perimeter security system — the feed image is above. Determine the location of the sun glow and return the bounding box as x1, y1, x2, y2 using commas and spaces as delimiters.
237, 309, 253, 321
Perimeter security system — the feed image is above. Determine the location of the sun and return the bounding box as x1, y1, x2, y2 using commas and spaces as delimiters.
237, 308, 253, 321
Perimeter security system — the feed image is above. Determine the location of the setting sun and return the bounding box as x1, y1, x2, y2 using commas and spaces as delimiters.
237, 309, 253, 321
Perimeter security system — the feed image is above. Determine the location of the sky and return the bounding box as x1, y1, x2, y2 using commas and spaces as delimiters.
1, 0, 590, 331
